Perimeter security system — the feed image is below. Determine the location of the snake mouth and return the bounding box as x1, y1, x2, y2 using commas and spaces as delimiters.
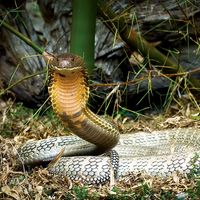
49, 65, 83, 76
50, 65, 83, 75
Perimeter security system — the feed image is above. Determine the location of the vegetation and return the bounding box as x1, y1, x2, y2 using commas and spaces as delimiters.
1, 101, 200, 199
0, 0, 200, 199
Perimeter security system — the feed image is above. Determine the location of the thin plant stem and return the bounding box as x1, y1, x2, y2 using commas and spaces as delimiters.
0, 19, 44, 54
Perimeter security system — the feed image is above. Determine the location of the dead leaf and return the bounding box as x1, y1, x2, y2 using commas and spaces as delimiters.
1, 185, 20, 200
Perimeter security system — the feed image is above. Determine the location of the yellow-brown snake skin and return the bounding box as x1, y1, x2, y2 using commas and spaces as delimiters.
18, 52, 200, 184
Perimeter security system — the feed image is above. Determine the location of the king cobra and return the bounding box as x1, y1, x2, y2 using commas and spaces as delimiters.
17, 52, 200, 184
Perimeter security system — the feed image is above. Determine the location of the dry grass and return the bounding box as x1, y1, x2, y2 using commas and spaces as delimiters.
0, 99, 200, 199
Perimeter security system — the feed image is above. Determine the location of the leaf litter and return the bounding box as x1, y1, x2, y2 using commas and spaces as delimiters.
0, 98, 200, 199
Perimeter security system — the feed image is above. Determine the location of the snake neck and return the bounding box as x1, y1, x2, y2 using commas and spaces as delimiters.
48, 54, 119, 151
49, 68, 89, 115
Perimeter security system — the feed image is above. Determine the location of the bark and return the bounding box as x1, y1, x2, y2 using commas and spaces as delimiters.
0, 2, 47, 106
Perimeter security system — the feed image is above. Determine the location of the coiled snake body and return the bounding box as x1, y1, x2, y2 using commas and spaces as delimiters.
18, 53, 200, 184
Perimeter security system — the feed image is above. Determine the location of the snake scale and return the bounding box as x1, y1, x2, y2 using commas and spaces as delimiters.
17, 52, 200, 184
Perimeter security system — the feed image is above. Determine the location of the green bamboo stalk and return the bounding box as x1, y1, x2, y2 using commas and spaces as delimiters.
0, 19, 44, 54
70, 0, 97, 74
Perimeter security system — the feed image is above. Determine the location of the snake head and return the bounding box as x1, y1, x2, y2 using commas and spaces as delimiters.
43, 52, 85, 75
